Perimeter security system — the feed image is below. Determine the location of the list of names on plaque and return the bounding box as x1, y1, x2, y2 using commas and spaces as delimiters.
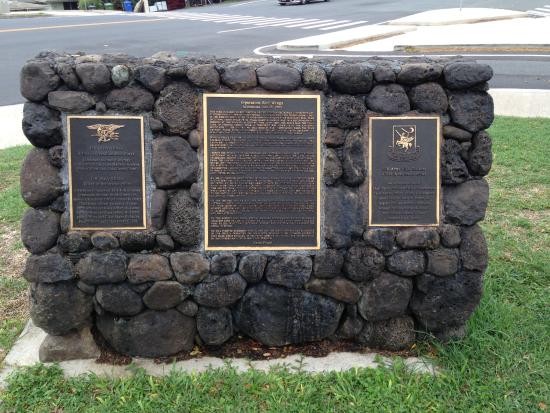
369, 117, 440, 226
204, 95, 320, 250
68, 116, 146, 230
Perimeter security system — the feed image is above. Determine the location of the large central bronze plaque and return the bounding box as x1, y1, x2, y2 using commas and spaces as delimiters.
369, 116, 440, 226
203, 94, 321, 250
68, 116, 146, 230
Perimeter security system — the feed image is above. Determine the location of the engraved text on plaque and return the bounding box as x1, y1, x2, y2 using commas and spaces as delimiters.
204, 94, 320, 250
68, 116, 146, 230
369, 116, 440, 226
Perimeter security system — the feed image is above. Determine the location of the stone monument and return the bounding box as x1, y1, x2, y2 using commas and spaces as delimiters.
19, 51, 493, 360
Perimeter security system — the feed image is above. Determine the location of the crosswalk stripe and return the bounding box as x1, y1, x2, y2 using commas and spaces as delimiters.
168, 12, 368, 31
319, 20, 368, 30
534, 7, 550, 12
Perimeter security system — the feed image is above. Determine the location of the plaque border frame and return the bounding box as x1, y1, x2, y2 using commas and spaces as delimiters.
67, 115, 147, 231
368, 115, 441, 227
202, 93, 321, 251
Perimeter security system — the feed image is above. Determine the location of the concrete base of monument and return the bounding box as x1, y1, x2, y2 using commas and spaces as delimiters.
0, 320, 437, 388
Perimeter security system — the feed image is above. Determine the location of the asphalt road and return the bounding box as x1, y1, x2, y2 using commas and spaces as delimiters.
1, 0, 550, 105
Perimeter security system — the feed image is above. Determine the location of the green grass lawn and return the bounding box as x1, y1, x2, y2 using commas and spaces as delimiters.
0, 117, 548, 412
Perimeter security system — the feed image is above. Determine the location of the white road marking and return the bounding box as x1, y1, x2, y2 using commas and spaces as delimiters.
229, 0, 270, 7
319, 20, 368, 30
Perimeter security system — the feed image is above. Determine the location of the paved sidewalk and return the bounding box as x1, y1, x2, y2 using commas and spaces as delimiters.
276, 8, 550, 52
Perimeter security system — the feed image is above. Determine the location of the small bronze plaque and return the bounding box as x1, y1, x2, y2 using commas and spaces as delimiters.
203, 94, 321, 250
369, 116, 440, 226
68, 116, 146, 230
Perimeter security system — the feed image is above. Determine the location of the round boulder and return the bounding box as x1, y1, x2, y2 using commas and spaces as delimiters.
23, 253, 73, 283
75, 63, 112, 93
256, 63, 301, 91
171, 252, 210, 284
105, 86, 155, 112
366, 84, 410, 115
20, 148, 63, 207
22, 103, 62, 148
186, 64, 220, 91
21, 208, 60, 254
444, 62, 493, 89
30, 281, 93, 336
408, 82, 448, 113
20, 60, 60, 102
193, 273, 247, 307
343, 245, 385, 282
221, 63, 257, 91
358, 272, 412, 321
196, 307, 233, 346
238, 254, 267, 283
143, 281, 190, 310
329, 64, 373, 94
76, 250, 127, 285
154, 82, 198, 136
448, 91, 494, 133
325, 95, 366, 129
302, 63, 328, 91
166, 191, 200, 247
265, 255, 312, 289
97, 309, 195, 357
152, 136, 198, 189
95, 283, 143, 316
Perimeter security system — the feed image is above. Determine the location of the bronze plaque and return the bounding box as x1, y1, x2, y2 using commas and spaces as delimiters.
68, 116, 146, 230
369, 116, 440, 226
203, 94, 321, 250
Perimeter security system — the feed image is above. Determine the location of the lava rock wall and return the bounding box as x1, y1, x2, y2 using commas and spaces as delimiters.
19, 51, 493, 359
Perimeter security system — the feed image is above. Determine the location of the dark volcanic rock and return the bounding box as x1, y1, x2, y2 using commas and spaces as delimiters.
238, 254, 267, 283
97, 309, 195, 357
305, 277, 361, 303
313, 249, 344, 279
325, 95, 366, 129
408, 82, 448, 113
325, 185, 364, 249
448, 91, 494, 132
143, 281, 189, 310
444, 62, 493, 89
166, 191, 200, 247
374, 64, 397, 83
221, 63, 257, 91
467, 131, 493, 176
233, 283, 344, 346
105, 86, 155, 112
364, 316, 416, 350
265, 255, 312, 289
211, 254, 237, 275
396, 227, 440, 249
439, 224, 461, 248
22, 103, 61, 148
344, 245, 385, 282
23, 253, 73, 283
411, 271, 483, 331
363, 228, 396, 255
47, 91, 95, 113
21, 208, 59, 254
151, 189, 168, 230
96, 283, 143, 316
154, 82, 197, 136
444, 179, 489, 225
442, 138, 469, 184
460, 224, 488, 272
57, 232, 92, 253
118, 231, 156, 252
302, 63, 327, 90
330, 64, 373, 94
75, 63, 111, 93
426, 248, 459, 276
366, 84, 410, 115
152, 136, 198, 188
156, 234, 175, 251
443, 125, 472, 142
358, 272, 412, 321
20, 60, 60, 102
256, 63, 301, 91
335, 305, 364, 340
20, 148, 63, 207
324, 148, 343, 186
324, 127, 346, 147
197, 307, 233, 346
186, 64, 220, 91
55, 62, 80, 90
135, 65, 166, 93
48, 146, 63, 168
31, 281, 92, 335
171, 252, 210, 284
397, 63, 442, 84
76, 250, 127, 284
92, 232, 119, 251
342, 129, 366, 186
127, 254, 173, 284
386, 250, 425, 276
193, 273, 247, 307
176, 299, 199, 317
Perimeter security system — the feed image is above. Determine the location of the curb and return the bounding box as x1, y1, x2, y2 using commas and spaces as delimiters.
394, 44, 550, 53
386, 11, 529, 26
